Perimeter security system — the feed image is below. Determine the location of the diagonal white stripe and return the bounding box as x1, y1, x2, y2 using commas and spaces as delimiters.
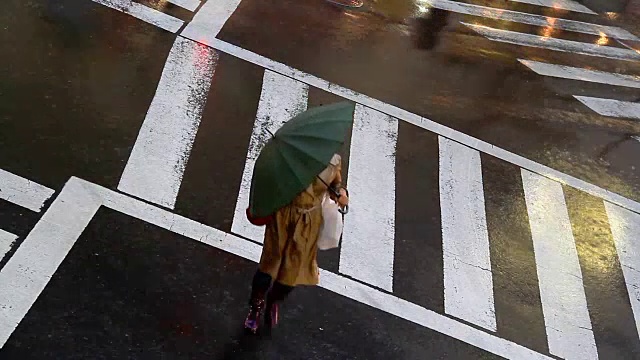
118, 37, 218, 208
0, 168, 54, 212
182, 36, 640, 215
464, 22, 640, 62
0, 177, 556, 359
439, 137, 495, 331
180, 0, 243, 43
574, 96, 640, 120
339, 105, 398, 292
605, 202, 640, 343
520, 59, 640, 88
522, 170, 598, 360
92, 0, 184, 33
231, 70, 309, 243
421, 0, 637, 40
508, 0, 596, 14
0, 229, 18, 261
166, 0, 200, 12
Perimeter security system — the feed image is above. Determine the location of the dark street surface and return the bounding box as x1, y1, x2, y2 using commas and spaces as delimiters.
1, 0, 640, 359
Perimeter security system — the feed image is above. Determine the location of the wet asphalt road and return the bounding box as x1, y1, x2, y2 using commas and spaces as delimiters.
1, 0, 640, 359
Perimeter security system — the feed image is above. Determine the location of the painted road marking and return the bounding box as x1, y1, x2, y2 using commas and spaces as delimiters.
0, 169, 54, 212
618, 39, 640, 52
464, 22, 640, 63
167, 0, 201, 12
508, 0, 596, 14
186, 36, 640, 216
0, 177, 554, 359
439, 137, 496, 332
574, 96, 640, 120
118, 37, 218, 209
339, 105, 398, 293
421, 0, 638, 41
180, 0, 243, 45
0, 229, 18, 261
90, 0, 640, 215
605, 202, 640, 342
522, 170, 597, 360
231, 70, 309, 243
92, 0, 184, 33
520, 59, 640, 88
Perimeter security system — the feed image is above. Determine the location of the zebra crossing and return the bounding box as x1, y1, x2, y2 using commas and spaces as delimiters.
1, 0, 640, 358
436, 0, 640, 120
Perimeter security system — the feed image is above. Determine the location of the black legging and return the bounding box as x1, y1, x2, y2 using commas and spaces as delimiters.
250, 270, 294, 305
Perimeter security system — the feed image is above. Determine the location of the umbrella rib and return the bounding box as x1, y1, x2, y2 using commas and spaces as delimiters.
283, 133, 346, 142
273, 142, 316, 194
280, 116, 352, 133
279, 139, 332, 167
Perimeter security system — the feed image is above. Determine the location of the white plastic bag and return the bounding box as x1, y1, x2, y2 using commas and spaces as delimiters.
317, 195, 343, 250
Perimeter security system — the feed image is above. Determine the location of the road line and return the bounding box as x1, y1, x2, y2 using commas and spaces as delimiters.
520, 59, 640, 88
605, 202, 640, 342
508, 0, 596, 14
521, 170, 598, 360
439, 137, 496, 331
0, 229, 17, 261
0, 169, 54, 212
118, 36, 218, 209
618, 39, 640, 52
0, 177, 555, 359
91, 0, 184, 33
464, 23, 640, 62
231, 70, 309, 243
339, 105, 397, 292
180, 0, 243, 43
421, 0, 637, 40
574, 96, 640, 120
166, 0, 200, 12
0, 179, 102, 348
181, 36, 640, 215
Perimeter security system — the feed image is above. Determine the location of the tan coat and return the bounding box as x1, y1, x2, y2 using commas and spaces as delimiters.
258, 154, 342, 286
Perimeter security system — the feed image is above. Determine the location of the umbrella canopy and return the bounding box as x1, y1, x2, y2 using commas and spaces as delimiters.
248, 101, 355, 218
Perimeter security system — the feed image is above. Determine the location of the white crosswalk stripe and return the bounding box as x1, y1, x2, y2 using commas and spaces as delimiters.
507, 0, 597, 14
422, 0, 638, 40
166, 0, 201, 12
92, 0, 184, 32
574, 96, 640, 120
8, 0, 640, 358
522, 170, 597, 360
605, 202, 640, 343
519, 59, 640, 88
451, 0, 640, 121
340, 105, 398, 292
439, 137, 496, 331
231, 70, 309, 244
464, 22, 640, 62
0, 229, 17, 262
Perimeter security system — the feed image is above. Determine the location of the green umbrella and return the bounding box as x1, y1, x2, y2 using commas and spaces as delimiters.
248, 101, 355, 218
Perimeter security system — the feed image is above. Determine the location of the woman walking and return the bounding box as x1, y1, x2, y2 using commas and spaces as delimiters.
244, 154, 349, 333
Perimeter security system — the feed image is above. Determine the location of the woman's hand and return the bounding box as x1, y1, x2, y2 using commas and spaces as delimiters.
338, 188, 349, 207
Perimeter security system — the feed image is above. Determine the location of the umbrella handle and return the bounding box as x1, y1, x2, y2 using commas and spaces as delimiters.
334, 187, 349, 215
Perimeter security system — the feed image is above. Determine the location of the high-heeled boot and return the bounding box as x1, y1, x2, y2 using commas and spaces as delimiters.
265, 282, 293, 328
244, 270, 272, 334
244, 294, 265, 334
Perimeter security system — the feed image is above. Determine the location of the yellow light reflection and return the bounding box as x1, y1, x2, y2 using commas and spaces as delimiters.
596, 32, 609, 46
539, 17, 557, 41
605, 12, 620, 20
